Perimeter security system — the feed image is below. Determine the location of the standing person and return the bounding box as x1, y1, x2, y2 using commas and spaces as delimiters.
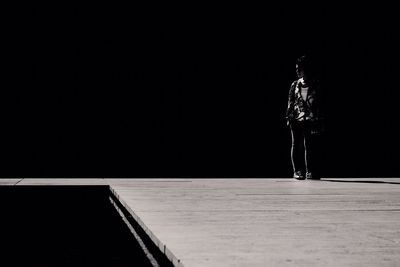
286, 55, 324, 180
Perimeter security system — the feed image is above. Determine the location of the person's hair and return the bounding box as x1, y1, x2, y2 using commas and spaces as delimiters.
296, 55, 310, 73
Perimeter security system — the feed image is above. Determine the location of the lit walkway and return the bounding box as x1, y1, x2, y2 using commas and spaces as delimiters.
2, 178, 400, 266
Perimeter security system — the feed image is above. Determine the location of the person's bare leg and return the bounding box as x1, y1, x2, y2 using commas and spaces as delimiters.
291, 122, 306, 180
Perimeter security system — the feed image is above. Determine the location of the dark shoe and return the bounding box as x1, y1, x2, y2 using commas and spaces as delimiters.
306, 172, 320, 180
293, 171, 305, 180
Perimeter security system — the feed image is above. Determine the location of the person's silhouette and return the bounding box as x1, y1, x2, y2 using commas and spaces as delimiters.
286, 55, 325, 180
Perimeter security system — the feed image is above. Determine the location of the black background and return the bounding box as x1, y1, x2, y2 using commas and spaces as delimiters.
2, 3, 399, 177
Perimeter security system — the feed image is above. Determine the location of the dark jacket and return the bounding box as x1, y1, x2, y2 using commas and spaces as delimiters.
286, 78, 324, 130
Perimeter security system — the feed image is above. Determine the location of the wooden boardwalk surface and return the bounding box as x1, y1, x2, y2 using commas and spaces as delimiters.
2, 178, 400, 266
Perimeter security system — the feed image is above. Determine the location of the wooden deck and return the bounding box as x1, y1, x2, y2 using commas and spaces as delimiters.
2, 178, 400, 266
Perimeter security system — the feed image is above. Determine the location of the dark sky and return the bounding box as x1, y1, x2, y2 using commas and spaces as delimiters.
2, 3, 399, 177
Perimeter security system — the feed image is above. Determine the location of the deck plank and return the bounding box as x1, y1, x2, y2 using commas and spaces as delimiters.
16, 178, 107, 185
1, 178, 399, 266
108, 178, 400, 267
0, 179, 21, 185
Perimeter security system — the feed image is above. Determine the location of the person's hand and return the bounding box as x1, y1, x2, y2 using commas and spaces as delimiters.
311, 122, 325, 135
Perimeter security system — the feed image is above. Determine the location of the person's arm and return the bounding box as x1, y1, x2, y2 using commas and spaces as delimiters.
286, 81, 297, 126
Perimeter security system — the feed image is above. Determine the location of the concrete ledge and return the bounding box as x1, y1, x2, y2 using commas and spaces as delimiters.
109, 186, 184, 267
2, 178, 400, 266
